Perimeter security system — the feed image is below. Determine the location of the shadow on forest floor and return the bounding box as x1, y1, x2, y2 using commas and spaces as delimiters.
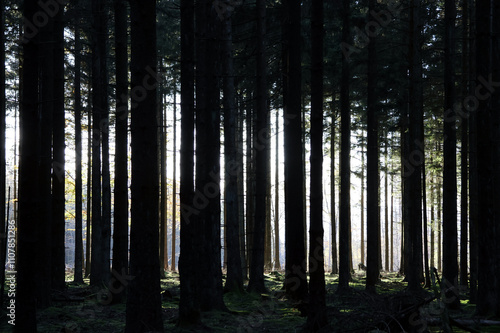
0, 271, 499, 332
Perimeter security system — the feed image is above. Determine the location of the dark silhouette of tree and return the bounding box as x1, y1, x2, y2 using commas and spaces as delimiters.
73, 0, 84, 284
307, 0, 328, 329
17, 0, 41, 330
125, 0, 164, 331
112, 0, 129, 302
338, 0, 351, 293
178, 0, 200, 325
248, 0, 268, 294
223, 8, 244, 294
366, 0, 380, 293
283, 0, 308, 303
442, 0, 460, 308
0, 0, 6, 303
195, 0, 225, 311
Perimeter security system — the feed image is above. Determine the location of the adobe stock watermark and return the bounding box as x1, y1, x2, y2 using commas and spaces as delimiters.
341, 0, 403, 61
6, 220, 17, 326
22, 0, 67, 44
403, 74, 500, 178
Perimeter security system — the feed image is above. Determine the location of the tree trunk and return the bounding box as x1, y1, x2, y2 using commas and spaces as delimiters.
338, 0, 351, 292
195, 0, 225, 311
51, 3, 66, 293
385, 141, 389, 272
17, 1, 41, 329
442, 0, 460, 309
274, 108, 281, 271
283, 0, 308, 302
360, 135, 365, 267
407, 0, 424, 291
223, 14, 244, 293
112, 0, 129, 301
238, 97, 247, 278
125, 0, 164, 331
307, 0, 328, 328
90, 0, 104, 287
331, 114, 338, 274
86, 102, 92, 278
159, 63, 167, 275
248, 0, 268, 294
246, 99, 254, 275
74, 8, 84, 284
459, 0, 469, 288
366, 0, 380, 293
172, 88, 177, 271
178, 0, 200, 325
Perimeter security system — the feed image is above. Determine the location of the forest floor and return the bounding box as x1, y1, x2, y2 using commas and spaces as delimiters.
0, 271, 499, 332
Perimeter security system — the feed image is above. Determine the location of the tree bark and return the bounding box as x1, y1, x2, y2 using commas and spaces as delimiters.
223, 14, 244, 293
338, 0, 352, 292
283, 0, 308, 302
307, 0, 328, 328
112, 0, 129, 301
366, 0, 380, 293
248, 0, 268, 294
125, 0, 164, 331
443, 0, 460, 308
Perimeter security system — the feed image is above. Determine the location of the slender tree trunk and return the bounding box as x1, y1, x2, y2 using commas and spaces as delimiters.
385, 141, 389, 272
360, 135, 365, 267
74, 8, 84, 284
246, 100, 254, 274
178, 0, 200, 325
366, 0, 380, 293
51, 3, 66, 293
307, 0, 328, 327
442, 0, 460, 308
125, 1, 164, 331
248, 0, 268, 294
283, 0, 308, 302
390, 173, 394, 271
238, 98, 247, 278
90, 0, 103, 287
38, 4, 54, 308
338, 0, 351, 292
172, 88, 177, 271
407, 0, 424, 291
112, 0, 129, 301
17, 1, 40, 329
437, 176, 442, 273
223, 14, 244, 293
330, 114, 338, 274
274, 108, 281, 271
430, 171, 435, 270
159, 62, 167, 275
86, 102, 92, 277
459, 0, 469, 289
468, 0, 478, 303
422, 155, 431, 287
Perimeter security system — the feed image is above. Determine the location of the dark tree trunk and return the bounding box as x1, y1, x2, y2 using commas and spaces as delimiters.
248, 0, 268, 294
112, 0, 129, 302
125, 0, 164, 331
238, 99, 248, 278
86, 102, 92, 278
17, 1, 41, 330
74, 7, 84, 284
331, 115, 338, 274
38, 3, 54, 308
195, 0, 225, 311
422, 155, 431, 287
407, 0, 423, 291
366, 0, 380, 293
51, 3, 66, 293
338, 0, 351, 292
159, 61, 167, 274
171, 90, 177, 271
384, 142, 389, 272
360, 135, 365, 267
283, 0, 308, 303
178, 0, 200, 325
442, 0, 460, 309
90, 0, 104, 287
246, 101, 254, 275
468, 0, 478, 303
459, 0, 469, 288
307, 0, 328, 329
223, 13, 244, 293
274, 108, 281, 271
